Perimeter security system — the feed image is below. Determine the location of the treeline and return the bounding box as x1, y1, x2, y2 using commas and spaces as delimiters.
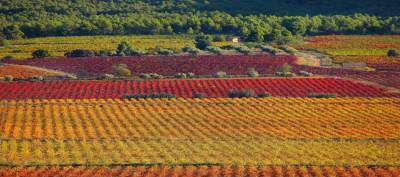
2, 13, 400, 43
0, 1, 400, 42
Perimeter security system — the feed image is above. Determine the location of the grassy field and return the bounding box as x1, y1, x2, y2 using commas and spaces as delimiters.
1, 98, 399, 166
0, 35, 194, 60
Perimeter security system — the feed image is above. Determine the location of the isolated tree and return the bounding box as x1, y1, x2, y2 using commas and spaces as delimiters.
195, 35, 212, 50
32, 49, 50, 58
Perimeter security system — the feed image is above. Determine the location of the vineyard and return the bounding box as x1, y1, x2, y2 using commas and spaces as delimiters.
0, 98, 399, 166
0, 65, 65, 79
1, 78, 398, 99
1, 35, 400, 176
1, 166, 399, 177
296, 35, 400, 71
298, 35, 400, 56
0, 35, 193, 60
4, 55, 297, 76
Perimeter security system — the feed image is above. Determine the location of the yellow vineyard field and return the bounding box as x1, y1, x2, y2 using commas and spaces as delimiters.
0, 35, 194, 59
0, 98, 399, 166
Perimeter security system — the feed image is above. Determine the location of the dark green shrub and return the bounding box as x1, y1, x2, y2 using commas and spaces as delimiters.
116, 41, 145, 56
248, 68, 259, 77
281, 46, 298, 54
2, 55, 14, 60
308, 93, 337, 98
187, 72, 195, 78
29, 76, 44, 81
195, 35, 212, 50
140, 73, 163, 79
175, 73, 187, 79
175, 72, 195, 79
213, 35, 224, 42
206, 46, 222, 55
257, 92, 272, 98
98, 74, 115, 80
32, 49, 50, 58
157, 48, 175, 56
4, 76, 14, 81
234, 45, 251, 55
97, 50, 115, 56
65, 49, 95, 57
259, 45, 281, 55
387, 49, 399, 57
228, 89, 256, 98
298, 71, 313, 77
220, 44, 235, 50
214, 71, 227, 78
193, 92, 205, 98
183, 45, 201, 55
275, 72, 297, 77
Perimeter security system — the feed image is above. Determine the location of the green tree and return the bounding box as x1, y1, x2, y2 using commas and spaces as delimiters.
195, 35, 212, 50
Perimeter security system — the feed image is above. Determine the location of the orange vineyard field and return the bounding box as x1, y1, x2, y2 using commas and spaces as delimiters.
1, 98, 399, 166
1, 166, 400, 177
0, 65, 63, 79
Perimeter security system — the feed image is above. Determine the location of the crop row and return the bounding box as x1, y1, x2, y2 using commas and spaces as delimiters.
1, 166, 399, 177
1, 98, 399, 140
4, 55, 297, 76
1, 78, 398, 99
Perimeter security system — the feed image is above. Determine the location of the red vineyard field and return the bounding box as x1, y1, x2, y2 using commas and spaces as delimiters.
0, 78, 398, 99
6, 55, 400, 89
1, 166, 399, 177
4, 55, 296, 76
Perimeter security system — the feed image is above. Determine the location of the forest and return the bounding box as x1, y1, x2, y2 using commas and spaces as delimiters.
0, 0, 400, 42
